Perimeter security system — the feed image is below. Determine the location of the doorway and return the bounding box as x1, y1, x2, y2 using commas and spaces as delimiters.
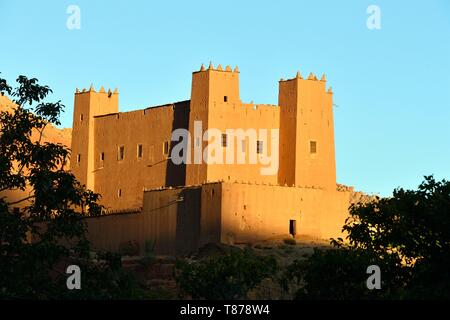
289, 219, 297, 237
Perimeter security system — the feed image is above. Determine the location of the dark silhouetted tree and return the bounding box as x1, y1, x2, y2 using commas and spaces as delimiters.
283, 176, 450, 299
0, 75, 143, 299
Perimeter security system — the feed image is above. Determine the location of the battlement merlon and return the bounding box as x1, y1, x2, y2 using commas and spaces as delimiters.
73, 85, 119, 119
75, 86, 119, 96
279, 71, 332, 95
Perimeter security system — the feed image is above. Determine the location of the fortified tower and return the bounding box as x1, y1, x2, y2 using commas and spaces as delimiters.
186, 63, 240, 185
278, 72, 336, 190
70, 86, 119, 191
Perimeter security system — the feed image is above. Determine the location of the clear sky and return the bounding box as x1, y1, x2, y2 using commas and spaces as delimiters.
1, 0, 449, 196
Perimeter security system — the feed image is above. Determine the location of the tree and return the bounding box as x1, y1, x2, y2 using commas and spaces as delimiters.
174, 249, 277, 299
283, 176, 450, 299
0, 74, 143, 299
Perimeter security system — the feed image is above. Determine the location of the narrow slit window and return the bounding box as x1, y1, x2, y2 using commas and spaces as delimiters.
137, 144, 143, 159
224, 96, 228, 102
118, 146, 125, 161
100, 152, 104, 161
77, 154, 81, 164
163, 141, 169, 155
310, 141, 317, 154
257, 140, 263, 154
221, 134, 227, 147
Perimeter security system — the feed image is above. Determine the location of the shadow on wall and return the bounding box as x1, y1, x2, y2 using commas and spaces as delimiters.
165, 101, 190, 187
175, 188, 201, 256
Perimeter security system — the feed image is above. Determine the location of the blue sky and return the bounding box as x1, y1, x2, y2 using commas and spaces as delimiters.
1, 0, 449, 196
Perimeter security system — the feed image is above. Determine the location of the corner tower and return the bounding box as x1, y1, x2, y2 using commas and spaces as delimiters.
70, 86, 119, 191
186, 63, 240, 185
278, 72, 336, 190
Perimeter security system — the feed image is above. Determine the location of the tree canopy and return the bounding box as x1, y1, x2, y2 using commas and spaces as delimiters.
283, 176, 450, 299
0, 74, 142, 299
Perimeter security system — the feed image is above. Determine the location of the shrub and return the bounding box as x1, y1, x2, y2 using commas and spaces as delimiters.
119, 240, 140, 257
283, 176, 450, 299
174, 249, 277, 299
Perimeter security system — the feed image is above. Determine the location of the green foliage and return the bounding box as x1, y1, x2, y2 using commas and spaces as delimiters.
57, 251, 147, 299
0, 74, 144, 299
284, 176, 450, 299
139, 239, 157, 267
174, 249, 277, 299
119, 240, 140, 256
344, 176, 450, 265
282, 248, 404, 300
145, 239, 156, 254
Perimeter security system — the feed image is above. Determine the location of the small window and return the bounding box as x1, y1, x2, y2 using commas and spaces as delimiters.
221, 134, 227, 147
118, 146, 125, 161
77, 154, 81, 164
310, 141, 317, 154
137, 144, 143, 159
163, 141, 169, 155
99, 152, 104, 168
224, 96, 228, 102
118, 189, 122, 197
257, 140, 263, 154
80, 114, 83, 121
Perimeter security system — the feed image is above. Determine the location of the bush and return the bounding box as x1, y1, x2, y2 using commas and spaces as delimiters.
281, 248, 403, 300
283, 176, 450, 299
119, 240, 140, 257
174, 249, 277, 299
139, 240, 157, 267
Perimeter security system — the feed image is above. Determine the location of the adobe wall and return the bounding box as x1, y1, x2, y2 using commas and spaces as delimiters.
218, 182, 350, 243
141, 186, 201, 255
85, 181, 351, 256
92, 101, 189, 210
198, 182, 222, 247
71, 89, 119, 191
186, 67, 280, 186
204, 103, 280, 185
86, 186, 201, 256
